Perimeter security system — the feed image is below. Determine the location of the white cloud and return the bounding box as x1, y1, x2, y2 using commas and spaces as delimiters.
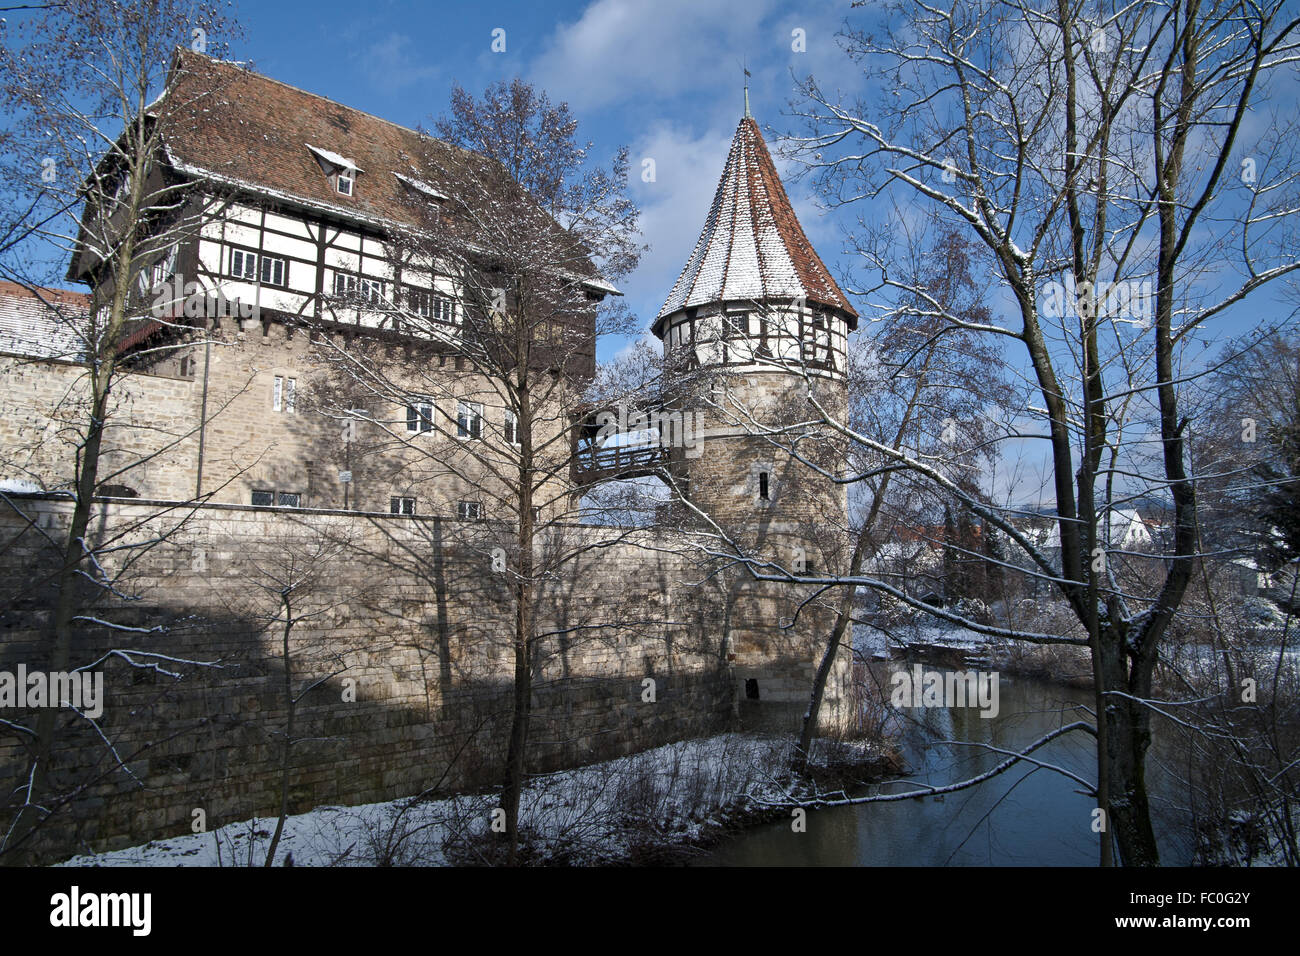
529, 0, 778, 113
620, 122, 734, 329
354, 34, 441, 93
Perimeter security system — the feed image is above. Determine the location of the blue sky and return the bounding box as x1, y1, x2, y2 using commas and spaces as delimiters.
11, 0, 1293, 507
223, 0, 862, 362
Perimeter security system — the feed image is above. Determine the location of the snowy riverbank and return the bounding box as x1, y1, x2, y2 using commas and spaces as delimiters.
58, 732, 892, 867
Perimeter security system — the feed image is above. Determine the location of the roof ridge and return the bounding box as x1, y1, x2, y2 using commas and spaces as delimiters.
744, 118, 842, 308
655, 116, 857, 328
176, 48, 435, 145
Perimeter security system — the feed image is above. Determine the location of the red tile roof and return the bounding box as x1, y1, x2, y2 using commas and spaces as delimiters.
154, 51, 612, 291
0, 281, 90, 360
156, 50, 473, 231
657, 117, 857, 331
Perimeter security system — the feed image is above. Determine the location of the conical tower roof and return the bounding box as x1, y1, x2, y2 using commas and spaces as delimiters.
655, 116, 857, 332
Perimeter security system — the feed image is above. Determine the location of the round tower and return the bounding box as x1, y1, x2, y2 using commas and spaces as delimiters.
654, 110, 859, 730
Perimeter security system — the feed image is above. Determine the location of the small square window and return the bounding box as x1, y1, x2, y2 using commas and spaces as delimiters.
390, 496, 416, 515
231, 248, 257, 281
457, 401, 483, 440
260, 255, 286, 287
432, 295, 457, 324
458, 500, 482, 521
251, 489, 274, 507
337, 171, 354, 196
334, 272, 358, 297
273, 376, 296, 413
408, 288, 432, 318
407, 398, 434, 433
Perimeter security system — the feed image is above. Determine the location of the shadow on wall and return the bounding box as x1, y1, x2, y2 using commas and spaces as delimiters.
0, 495, 736, 863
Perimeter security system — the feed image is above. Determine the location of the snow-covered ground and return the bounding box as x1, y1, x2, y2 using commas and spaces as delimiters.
856, 620, 995, 659
58, 732, 882, 867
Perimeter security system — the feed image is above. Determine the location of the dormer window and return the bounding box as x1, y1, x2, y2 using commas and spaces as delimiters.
307, 143, 362, 199
394, 172, 447, 223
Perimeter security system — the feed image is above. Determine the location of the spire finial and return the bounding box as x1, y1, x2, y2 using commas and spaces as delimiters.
743, 59, 752, 118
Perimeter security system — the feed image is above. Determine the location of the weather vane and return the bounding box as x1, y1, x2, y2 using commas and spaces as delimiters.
743, 57, 752, 118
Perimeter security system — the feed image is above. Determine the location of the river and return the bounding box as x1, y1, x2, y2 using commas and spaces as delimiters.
701, 663, 1196, 866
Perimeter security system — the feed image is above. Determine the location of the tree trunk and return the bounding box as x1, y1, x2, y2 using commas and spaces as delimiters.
1097, 627, 1160, 865
264, 601, 294, 866
793, 522, 871, 773
500, 382, 535, 864
10, 384, 110, 863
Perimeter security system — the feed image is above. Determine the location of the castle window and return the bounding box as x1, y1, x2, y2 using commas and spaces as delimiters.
504, 409, 519, 445
260, 255, 287, 288
113, 171, 132, 204
145, 244, 178, 291
390, 496, 416, 515
333, 272, 385, 306
333, 272, 358, 296
458, 500, 483, 521
745, 679, 760, 700
758, 471, 770, 501
272, 376, 296, 413
406, 397, 434, 433
231, 248, 257, 281
724, 311, 747, 336
407, 288, 457, 324
251, 489, 301, 508
408, 288, 432, 318
457, 401, 483, 440
432, 295, 457, 324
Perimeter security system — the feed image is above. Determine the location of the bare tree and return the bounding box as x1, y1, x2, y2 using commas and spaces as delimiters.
0, 0, 241, 860
232, 524, 365, 868
789, 223, 1011, 770
762, 0, 1300, 865
301, 78, 648, 863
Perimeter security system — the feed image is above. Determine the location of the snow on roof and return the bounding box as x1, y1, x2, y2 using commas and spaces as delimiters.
393, 172, 448, 201
656, 116, 857, 331
306, 143, 362, 172
0, 281, 89, 361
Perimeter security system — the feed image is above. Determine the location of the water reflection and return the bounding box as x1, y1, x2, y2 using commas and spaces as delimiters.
701, 665, 1193, 866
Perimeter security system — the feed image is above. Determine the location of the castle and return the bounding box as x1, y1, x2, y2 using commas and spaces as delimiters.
0, 52, 858, 858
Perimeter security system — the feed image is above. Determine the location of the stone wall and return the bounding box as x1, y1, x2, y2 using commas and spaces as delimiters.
0, 495, 846, 862
0, 319, 577, 520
